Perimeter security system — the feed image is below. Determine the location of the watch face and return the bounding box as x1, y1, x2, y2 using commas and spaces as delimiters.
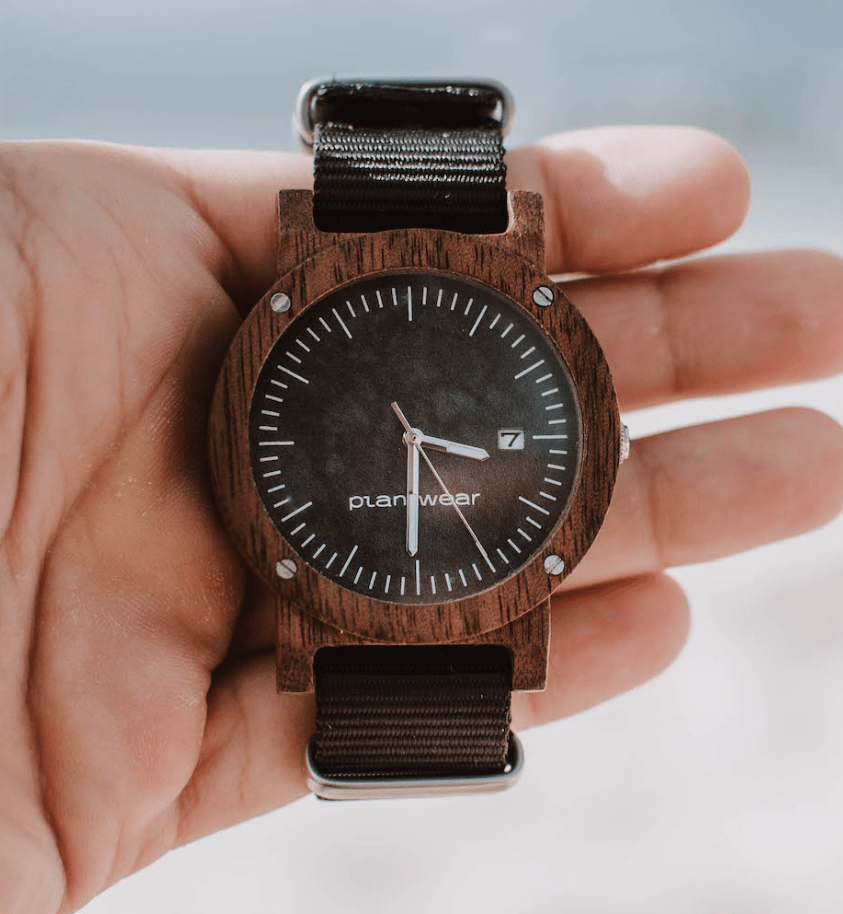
249, 271, 582, 605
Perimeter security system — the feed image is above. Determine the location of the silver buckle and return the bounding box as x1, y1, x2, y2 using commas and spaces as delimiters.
293, 77, 515, 152
305, 731, 524, 800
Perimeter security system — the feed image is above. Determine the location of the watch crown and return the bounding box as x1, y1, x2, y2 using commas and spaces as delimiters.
620, 423, 631, 463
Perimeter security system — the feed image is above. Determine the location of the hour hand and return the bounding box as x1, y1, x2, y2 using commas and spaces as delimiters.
417, 433, 489, 461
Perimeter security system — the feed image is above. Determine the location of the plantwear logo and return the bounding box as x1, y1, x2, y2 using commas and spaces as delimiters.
348, 493, 481, 511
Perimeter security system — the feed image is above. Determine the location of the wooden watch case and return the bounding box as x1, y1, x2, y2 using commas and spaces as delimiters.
208, 191, 621, 692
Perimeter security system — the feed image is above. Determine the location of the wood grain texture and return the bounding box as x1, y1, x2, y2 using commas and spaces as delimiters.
207, 191, 620, 692
276, 596, 549, 692
276, 190, 545, 278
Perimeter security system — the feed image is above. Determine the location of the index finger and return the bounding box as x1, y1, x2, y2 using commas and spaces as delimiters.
507, 126, 751, 274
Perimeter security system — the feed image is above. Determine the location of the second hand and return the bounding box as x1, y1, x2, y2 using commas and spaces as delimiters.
390, 402, 494, 569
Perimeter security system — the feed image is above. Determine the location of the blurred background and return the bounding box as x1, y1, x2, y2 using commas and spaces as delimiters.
3, 0, 842, 911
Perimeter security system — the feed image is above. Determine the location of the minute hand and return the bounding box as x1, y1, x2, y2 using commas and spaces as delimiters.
418, 434, 489, 461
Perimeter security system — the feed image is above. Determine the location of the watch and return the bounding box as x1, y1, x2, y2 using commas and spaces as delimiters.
209, 78, 627, 800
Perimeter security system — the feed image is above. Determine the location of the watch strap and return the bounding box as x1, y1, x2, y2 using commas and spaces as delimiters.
312, 644, 513, 779
310, 81, 508, 234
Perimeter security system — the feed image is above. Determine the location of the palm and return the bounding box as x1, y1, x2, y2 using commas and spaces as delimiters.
1, 134, 841, 913
0, 144, 253, 911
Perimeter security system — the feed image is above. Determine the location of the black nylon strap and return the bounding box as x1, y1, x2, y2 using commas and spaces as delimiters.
307, 82, 514, 785
311, 82, 508, 234
313, 645, 512, 779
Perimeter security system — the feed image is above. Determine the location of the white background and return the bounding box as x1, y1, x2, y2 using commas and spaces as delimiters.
3, 1, 842, 911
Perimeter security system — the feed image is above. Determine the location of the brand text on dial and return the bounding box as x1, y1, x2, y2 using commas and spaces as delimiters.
349, 493, 481, 511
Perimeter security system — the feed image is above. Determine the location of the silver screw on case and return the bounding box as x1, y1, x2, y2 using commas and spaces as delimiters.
544, 554, 565, 575
271, 292, 292, 313
275, 559, 297, 579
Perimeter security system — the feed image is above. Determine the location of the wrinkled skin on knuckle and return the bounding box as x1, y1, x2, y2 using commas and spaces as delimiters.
0, 147, 36, 548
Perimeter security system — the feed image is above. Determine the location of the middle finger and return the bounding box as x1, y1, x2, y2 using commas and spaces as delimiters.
565, 248, 843, 410
561, 407, 843, 592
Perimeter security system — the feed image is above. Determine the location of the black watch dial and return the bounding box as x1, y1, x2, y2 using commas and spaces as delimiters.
249, 271, 582, 604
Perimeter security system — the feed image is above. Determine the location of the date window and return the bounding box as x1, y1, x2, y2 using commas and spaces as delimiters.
498, 429, 524, 450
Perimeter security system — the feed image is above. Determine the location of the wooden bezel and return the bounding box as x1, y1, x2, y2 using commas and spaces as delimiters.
209, 191, 620, 684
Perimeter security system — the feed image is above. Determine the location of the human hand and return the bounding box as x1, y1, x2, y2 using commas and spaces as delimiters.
1, 129, 841, 913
